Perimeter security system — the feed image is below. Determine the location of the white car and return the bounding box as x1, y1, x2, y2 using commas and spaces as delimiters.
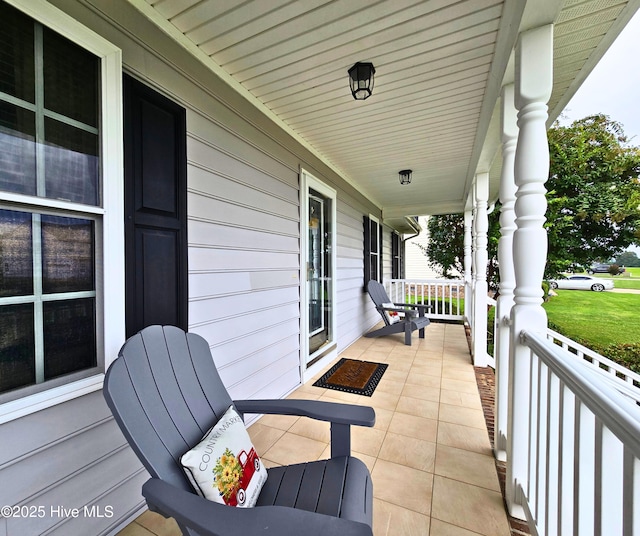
549, 275, 614, 292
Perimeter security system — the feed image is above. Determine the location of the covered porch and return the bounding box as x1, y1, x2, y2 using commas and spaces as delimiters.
2, 1, 640, 535
119, 323, 514, 536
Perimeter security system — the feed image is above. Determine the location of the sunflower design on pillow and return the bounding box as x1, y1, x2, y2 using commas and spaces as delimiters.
213, 448, 243, 500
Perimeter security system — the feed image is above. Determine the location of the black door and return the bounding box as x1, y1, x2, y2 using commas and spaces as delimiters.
123, 74, 187, 338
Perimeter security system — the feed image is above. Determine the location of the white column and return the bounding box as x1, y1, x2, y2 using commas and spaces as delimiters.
464, 209, 473, 326
494, 84, 518, 462
506, 25, 553, 519
471, 190, 477, 349
472, 173, 489, 367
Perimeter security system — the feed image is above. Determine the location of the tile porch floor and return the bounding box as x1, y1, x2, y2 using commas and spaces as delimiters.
118, 322, 511, 536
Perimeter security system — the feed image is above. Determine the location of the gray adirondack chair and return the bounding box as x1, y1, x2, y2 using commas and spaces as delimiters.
365, 280, 431, 346
103, 325, 375, 536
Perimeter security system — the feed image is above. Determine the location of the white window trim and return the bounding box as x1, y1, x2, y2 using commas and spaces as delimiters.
0, 0, 124, 424
299, 169, 338, 383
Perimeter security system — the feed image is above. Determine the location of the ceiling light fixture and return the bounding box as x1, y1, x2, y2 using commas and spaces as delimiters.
399, 169, 412, 185
348, 62, 375, 100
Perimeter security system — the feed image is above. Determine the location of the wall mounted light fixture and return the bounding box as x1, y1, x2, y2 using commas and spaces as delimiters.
399, 169, 412, 185
348, 62, 375, 100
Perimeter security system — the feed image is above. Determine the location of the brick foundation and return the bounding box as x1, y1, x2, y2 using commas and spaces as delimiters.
474, 366, 532, 536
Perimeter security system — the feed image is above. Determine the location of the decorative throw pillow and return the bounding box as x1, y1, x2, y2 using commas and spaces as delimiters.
180, 405, 267, 507
381, 302, 402, 324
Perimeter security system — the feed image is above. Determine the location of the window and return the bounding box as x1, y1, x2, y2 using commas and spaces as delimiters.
391, 232, 403, 279
0, 0, 123, 412
0, 210, 97, 394
363, 215, 381, 287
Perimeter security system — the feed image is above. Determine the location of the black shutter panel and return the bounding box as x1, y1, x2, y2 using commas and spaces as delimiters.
363, 215, 371, 290
124, 74, 188, 338
391, 232, 398, 279
379, 225, 383, 282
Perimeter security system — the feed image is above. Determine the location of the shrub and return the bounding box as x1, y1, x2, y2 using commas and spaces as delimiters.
487, 304, 496, 356
542, 281, 550, 301
546, 322, 640, 375
609, 263, 621, 276
603, 343, 640, 374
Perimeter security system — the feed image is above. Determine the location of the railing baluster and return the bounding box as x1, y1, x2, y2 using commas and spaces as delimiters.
536, 360, 549, 530
546, 370, 560, 535
594, 420, 603, 536
623, 452, 639, 535
559, 384, 575, 535
577, 401, 596, 536
573, 398, 581, 536
529, 349, 540, 512
599, 425, 623, 534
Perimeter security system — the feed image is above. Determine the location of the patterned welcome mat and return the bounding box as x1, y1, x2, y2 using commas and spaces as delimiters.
313, 358, 388, 396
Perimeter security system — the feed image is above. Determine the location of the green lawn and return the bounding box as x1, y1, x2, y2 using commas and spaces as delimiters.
543, 290, 640, 348
611, 278, 640, 290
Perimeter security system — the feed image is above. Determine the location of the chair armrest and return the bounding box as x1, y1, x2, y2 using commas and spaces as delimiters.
393, 302, 432, 312
377, 305, 414, 314
142, 478, 373, 536
377, 304, 418, 319
234, 398, 375, 428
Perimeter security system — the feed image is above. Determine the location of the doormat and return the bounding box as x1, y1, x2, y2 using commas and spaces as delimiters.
313, 358, 388, 397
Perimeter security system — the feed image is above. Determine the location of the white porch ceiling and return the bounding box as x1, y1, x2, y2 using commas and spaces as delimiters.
138, 0, 639, 232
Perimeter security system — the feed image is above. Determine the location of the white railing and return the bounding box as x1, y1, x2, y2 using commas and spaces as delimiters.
519, 331, 640, 535
385, 278, 464, 321
546, 328, 640, 404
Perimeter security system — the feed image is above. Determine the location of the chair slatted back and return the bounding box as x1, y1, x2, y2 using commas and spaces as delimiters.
366, 280, 392, 326
104, 325, 232, 491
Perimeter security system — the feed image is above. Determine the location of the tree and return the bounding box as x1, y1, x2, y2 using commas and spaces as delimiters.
422, 214, 464, 278
615, 251, 640, 267
545, 115, 640, 275
423, 208, 500, 287
421, 115, 640, 279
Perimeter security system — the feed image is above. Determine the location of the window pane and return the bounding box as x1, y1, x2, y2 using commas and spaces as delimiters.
44, 117, 99, 205
43, 27, 98, 127
44, 298, 96, 380
370, 220, 378, 253
41, 215, 94, 294
0, 2, 35, 103
0, 304, 35, 394
0, 209, 33, 297
0, 101, 36, 195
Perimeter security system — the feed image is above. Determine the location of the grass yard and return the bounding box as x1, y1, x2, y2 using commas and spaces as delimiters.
610, 278, 640, 290
543, 290, 640, 348
625, 267, 640, 277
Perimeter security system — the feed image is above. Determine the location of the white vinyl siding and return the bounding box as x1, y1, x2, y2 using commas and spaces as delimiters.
336, 202, 380, 352
185, 112, 301, 401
